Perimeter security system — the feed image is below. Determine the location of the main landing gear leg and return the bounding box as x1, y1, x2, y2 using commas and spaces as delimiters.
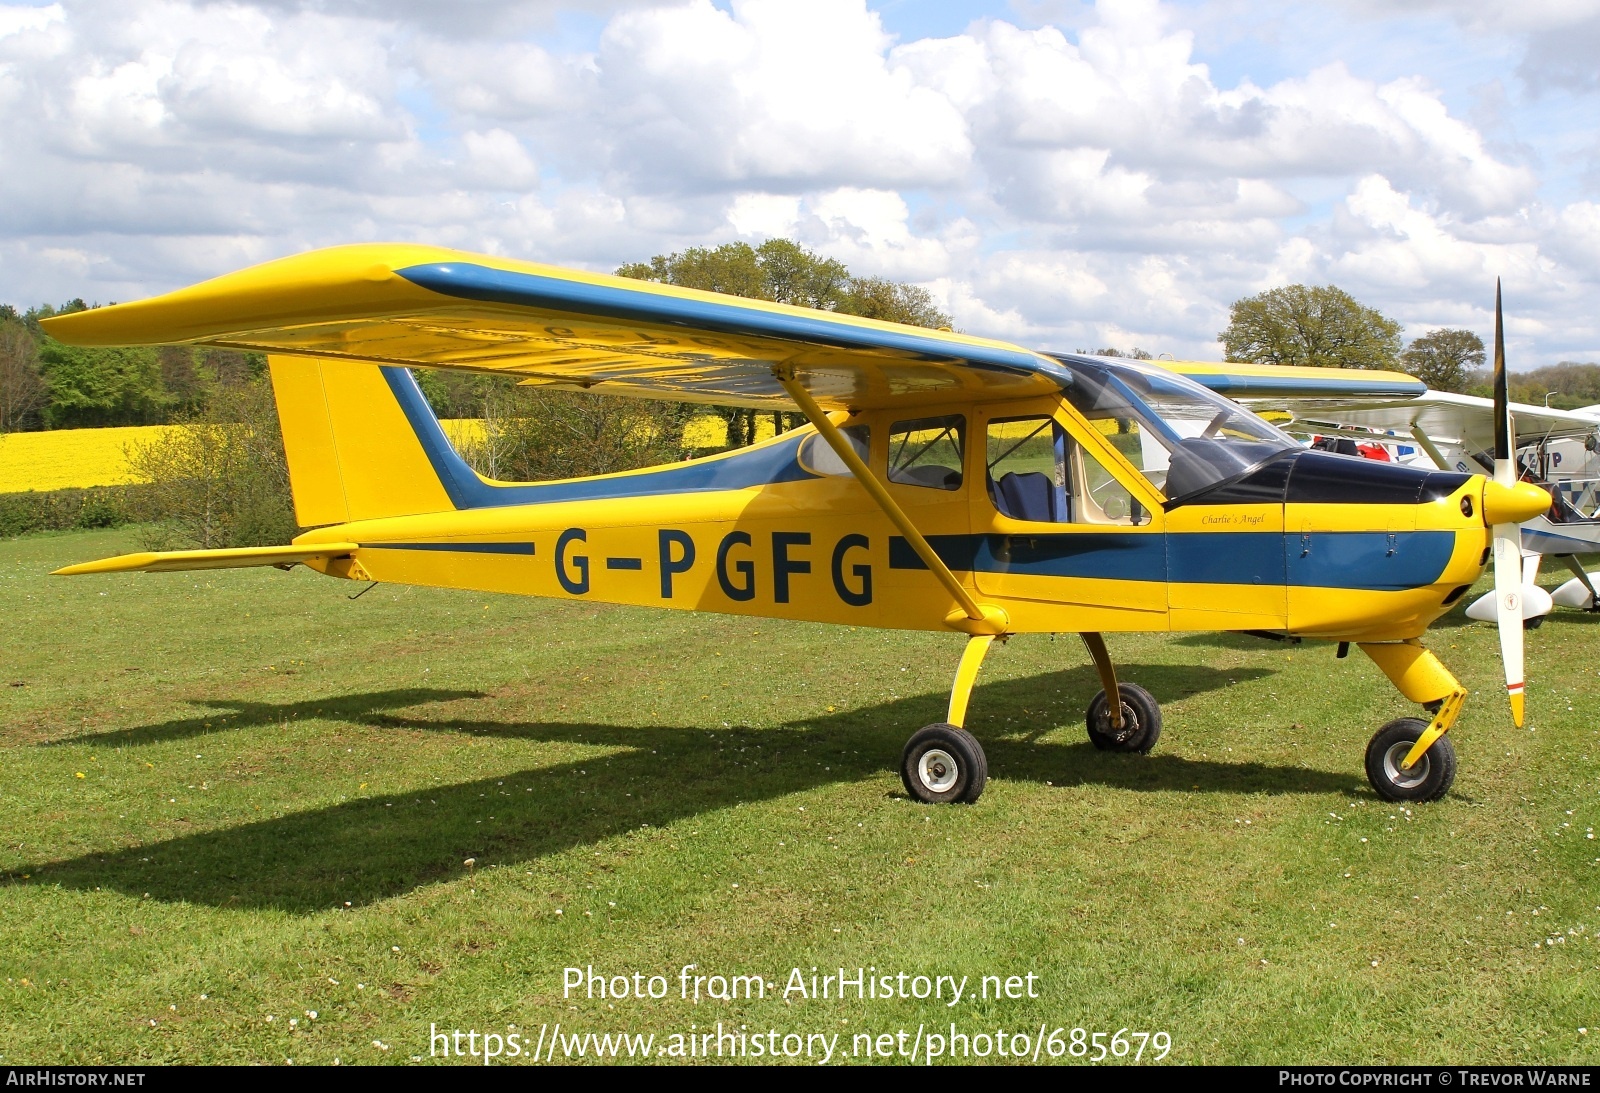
1562, 556, 1600, 611
1081, 632, 1162, 753
1358, 640, 1465, 802
900, 635, 994, 804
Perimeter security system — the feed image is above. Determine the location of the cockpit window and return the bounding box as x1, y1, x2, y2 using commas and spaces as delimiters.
1056, 357, 1297, 503
988, 416, 1068, 521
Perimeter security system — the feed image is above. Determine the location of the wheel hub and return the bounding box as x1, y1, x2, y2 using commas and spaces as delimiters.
1098, 705, 1139, 744
918, 748, 959, 793
1382, 740, 1431, 790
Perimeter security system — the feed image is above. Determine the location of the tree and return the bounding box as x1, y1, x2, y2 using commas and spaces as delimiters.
36, 340, 169, 428
1220, 285, 1402, 370
125, 379, 295, 549
452, 384, 691, 483
837, 276, 950, 328
1399, 328, 1483, 393
615, 238, 858, 312
1081, 347, 1154, 359
1466, 360, 1600, 409
617, 238, 950, 446
0, 320, 46, 432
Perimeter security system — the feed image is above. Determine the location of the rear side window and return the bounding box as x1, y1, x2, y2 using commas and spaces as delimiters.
800, 425, 871, 477
889, 415, 965, 490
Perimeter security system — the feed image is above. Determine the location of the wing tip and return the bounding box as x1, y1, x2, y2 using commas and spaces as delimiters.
52, 554, 157, 576
52, 543, 359, 575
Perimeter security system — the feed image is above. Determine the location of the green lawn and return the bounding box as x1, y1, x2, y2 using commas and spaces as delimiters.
1, 526, 1596, 1065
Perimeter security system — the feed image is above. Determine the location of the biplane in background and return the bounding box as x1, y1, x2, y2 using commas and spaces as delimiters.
41, 246, 1550, 804
1183, 372, 1600, 625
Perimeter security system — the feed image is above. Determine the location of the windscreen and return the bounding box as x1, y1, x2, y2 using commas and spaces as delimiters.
1055, 357, 1299, 502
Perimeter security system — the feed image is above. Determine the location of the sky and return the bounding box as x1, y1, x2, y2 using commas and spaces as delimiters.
2, 0, 1599, 368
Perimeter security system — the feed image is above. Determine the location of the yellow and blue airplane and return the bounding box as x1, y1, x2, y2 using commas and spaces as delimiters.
41, 246, 1551, 805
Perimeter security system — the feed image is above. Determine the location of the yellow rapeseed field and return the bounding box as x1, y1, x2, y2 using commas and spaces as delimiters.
435, 415, 759, 451
0, 425, 180, 493
0, 415, 754, 494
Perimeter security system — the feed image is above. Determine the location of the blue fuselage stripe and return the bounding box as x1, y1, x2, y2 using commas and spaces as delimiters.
366, 542, 536, 555
889, 531, 1456, 590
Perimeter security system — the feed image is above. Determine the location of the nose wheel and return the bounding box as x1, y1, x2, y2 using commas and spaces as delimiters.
1365, 717, 1457, 802
901, 723, 988, 804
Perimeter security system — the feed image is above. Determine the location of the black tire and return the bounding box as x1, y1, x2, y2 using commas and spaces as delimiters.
1085, 683, 1162, 754
1364, 717, 1457, 803
901, 723, 988, 804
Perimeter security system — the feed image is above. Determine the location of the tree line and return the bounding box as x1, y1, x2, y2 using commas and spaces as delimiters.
0, 300, 273, 433
1218, 283, 1600, 408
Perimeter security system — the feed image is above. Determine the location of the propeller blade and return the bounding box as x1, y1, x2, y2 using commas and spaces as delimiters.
1493, 522, 1526, 726
1491, 280, 1526, 727
1493, 278, 1511, 472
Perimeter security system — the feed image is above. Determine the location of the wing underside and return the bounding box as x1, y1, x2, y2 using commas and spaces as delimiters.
39, 244, 1067, 412
1164, 362, 1598, 453
1285, 392, 1597, 452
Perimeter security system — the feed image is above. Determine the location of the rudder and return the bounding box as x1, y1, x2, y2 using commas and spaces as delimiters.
268, 355, 460, 526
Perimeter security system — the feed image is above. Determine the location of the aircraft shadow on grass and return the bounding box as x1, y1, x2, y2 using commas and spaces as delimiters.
21, 661, 1360, 914
43, 688, 488, 748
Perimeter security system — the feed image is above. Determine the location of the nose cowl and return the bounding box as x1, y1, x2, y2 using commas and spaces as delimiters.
1482, 479, 1551, 525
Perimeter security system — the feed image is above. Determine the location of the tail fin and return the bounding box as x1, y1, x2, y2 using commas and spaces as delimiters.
268, 355, 470, 526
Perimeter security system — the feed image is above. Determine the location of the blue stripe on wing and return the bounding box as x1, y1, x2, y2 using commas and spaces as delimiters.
1186, 374, 1426, 398
396, 261, 1059, 378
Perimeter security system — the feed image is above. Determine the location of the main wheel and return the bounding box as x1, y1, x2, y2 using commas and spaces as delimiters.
1364, 717, 1456, 802
901, 723, 988, 804
1085, 683, 1162, 753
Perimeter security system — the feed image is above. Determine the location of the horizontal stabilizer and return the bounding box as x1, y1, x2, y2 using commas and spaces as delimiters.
53, 542, 358, 576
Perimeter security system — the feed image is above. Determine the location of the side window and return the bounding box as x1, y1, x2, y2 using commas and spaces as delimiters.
800, 425, 870, 477
1072, 441, 1149, 526
889, 415, 965, 491
987, 416, 1069, 522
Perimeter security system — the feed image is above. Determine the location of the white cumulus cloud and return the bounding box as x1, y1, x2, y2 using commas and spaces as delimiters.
0, 0, 1597, 363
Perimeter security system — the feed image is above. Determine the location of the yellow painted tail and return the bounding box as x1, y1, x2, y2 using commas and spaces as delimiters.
268, 356, 464, 526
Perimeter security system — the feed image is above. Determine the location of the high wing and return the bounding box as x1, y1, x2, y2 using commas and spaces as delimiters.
1280, 391, 1600, 454
1163, 359, 1600, 453
1160, 359, 1428, 402
38, 243, 1067, 411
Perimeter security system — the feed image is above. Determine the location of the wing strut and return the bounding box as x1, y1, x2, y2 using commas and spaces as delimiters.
1408, 424, 1455, 473
773, 366, 1007, 636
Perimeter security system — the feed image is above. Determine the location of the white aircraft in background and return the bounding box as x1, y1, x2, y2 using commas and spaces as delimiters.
1179, 381, 1600, 626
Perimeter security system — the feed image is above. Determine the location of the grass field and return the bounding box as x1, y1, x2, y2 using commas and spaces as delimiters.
1, 526, 1597, 1066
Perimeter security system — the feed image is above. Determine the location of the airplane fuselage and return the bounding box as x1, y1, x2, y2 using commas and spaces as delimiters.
296, 391, 1492, 644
